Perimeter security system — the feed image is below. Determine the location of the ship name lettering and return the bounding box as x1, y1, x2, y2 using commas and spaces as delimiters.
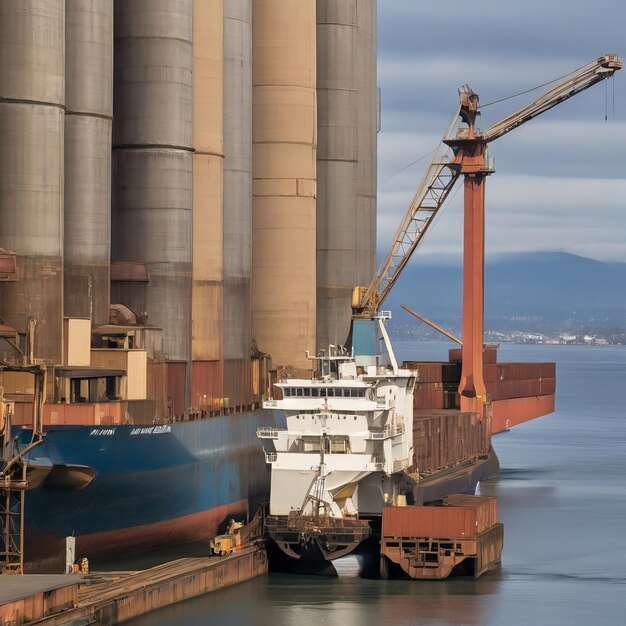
130, 425, 172, 436
89, 428, 116, 436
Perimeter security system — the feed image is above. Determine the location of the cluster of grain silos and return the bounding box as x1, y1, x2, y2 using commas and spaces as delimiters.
0, 0, 376, 411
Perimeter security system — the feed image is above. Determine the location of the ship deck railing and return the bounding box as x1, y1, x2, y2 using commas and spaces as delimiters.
367, 423, 405, 439
257, 427, 283, 439
366, 457, 385, 471
265, 452, 278, 464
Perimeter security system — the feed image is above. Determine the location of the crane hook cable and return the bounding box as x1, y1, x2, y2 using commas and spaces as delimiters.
481, 61, 590, 108
379, 148, 435, 186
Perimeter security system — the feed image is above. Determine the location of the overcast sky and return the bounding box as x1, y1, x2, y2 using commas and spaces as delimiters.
376, 1, 626, 264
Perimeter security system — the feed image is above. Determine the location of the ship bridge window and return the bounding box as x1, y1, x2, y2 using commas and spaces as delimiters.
296, 388, 303, 397
304, 388, 311, 397
311, 388, 318, 397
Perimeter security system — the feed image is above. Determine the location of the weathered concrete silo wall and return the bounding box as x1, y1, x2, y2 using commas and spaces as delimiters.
191, 0, 225, 407
64, 0, 113, 327
0, 0, 65, 362
223, 0, 253, 404
112, 0, 193, 368
316, 0, 359, 351
251, 0, 317, 370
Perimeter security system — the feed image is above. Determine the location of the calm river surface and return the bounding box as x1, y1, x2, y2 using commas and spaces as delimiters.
123, 342, 626, 625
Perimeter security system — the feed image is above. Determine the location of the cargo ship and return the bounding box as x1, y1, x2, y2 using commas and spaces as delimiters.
13, 409, 283, 573
0, 315, 290, 573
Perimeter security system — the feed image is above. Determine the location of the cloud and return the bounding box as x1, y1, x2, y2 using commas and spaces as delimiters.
377, 173, 626, 264
376, 1, 626, 261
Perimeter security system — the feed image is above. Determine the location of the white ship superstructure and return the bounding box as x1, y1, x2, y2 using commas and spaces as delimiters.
258, 315, 416, 561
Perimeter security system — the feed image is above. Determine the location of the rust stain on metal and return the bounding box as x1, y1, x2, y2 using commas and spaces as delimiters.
110, 260, 149, 283
191, 360, 224, 408
381, 495, 503, 580
0, 248, 18, 281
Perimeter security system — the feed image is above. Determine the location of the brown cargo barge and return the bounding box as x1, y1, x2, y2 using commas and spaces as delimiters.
380, 494, 503, 580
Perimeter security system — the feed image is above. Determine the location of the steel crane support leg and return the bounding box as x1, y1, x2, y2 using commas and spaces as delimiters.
459, 173, 488, 415
0, 465, 26, 574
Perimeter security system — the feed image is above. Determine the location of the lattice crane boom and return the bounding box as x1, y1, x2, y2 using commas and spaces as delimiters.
481, 55, 622, 143
357, 108, 461, 315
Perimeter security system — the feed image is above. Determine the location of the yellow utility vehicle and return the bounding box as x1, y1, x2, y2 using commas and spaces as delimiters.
210, 520, 244, 556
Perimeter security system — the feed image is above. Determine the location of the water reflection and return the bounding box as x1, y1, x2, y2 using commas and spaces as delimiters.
126, 571, 502, 626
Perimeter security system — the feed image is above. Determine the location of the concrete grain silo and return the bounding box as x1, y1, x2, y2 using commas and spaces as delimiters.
64, 0, 113, 327
251, 0, 317, 370
224, 0, 254, 404
112, 0, 193, 411
315, 0, 359, 351
356, 0, 377, 288
192, 0, 225, 407
0, 0, 65, 363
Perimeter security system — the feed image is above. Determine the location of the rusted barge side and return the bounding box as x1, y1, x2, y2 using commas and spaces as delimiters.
380, 495, 503, 580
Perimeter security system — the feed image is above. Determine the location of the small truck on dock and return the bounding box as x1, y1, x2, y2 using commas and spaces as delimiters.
210, 520, 244, 556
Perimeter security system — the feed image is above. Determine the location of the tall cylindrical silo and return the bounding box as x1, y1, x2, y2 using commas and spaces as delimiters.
316, 0, 359, 351
0, 0, 65, 363
112, 1, 193, 374
252, 0, 317, 370
64, 0, 113, 328
356, 0, 377, 286
223, 0, 253, 404
191, 0, 225, 407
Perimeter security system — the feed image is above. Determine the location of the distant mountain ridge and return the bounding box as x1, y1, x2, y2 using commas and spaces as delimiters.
384, 252, 626, 338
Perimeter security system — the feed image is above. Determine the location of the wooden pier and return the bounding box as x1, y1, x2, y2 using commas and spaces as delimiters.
0, 545, 267, 626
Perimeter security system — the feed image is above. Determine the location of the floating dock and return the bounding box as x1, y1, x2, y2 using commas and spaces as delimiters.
0, 545, 267, 626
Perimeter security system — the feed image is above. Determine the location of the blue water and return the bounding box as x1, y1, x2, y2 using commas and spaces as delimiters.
125, 343, 626, 625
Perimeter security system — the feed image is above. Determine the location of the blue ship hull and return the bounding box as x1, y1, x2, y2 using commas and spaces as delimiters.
17, 409, 283, 572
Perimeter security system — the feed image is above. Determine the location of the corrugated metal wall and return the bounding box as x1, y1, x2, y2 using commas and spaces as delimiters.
412, 411, 488, 474
223, 0, 254, 405
0, 0, 65, 362
64, 0, 113, 327
382, 496, 499, 538
251, 0, 317, 370
111, 0, 193, 374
